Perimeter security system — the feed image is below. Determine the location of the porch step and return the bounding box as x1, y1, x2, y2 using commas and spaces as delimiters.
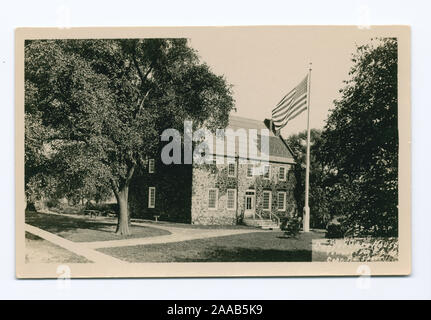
243, 219, 279, 230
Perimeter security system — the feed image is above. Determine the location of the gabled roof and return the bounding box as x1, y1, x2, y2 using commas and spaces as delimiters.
209, 115, 295, 164
227, 115, 268, 131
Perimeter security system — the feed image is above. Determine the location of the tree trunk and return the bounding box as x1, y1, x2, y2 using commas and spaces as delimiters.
115, 186, 131, 236
112, 164, 136, 236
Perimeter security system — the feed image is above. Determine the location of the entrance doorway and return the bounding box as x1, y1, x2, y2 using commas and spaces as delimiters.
244, 190, 255, 219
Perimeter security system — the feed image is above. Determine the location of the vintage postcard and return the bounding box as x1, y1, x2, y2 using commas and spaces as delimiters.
15, 26, 411, 278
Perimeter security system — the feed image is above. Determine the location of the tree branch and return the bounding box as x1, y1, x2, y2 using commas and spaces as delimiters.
132, 53, 146, 85
131, 51, 153, 86
143, 65, 153, 80
134, 88, 152, 119
110, 178, 119, 196
124, 163, 136, 186
46, 134, 89, 145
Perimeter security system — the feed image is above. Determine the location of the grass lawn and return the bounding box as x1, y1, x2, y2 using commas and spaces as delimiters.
132, 219, 260, 230
26, 211, 171, 242
25, 232, 90, 263
98, 231, 325, 262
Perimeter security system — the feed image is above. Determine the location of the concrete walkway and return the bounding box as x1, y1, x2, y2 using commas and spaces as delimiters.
25, 223, 127, 264
81, 222, 266, 249
28, 212, 268, 260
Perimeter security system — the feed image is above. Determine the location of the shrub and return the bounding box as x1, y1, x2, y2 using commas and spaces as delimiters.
351, 237, 398, 262
45, 198, 60, 208
325, 216, 347, 238
280, 215, 301, 238
326, 222, 345, 238
85, 202, 117, 212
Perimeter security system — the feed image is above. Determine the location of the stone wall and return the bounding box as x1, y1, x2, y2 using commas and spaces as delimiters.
250, 163, 297, 220
191, 162, 238, 225
191, 159, 297, 225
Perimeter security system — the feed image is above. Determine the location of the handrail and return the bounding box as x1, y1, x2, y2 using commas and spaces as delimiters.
254, 211, 263, 220
271, 211, 281, 226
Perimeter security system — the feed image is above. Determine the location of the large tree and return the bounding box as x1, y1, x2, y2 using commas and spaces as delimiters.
320, 38, 398, 236
25, 39, 234, 235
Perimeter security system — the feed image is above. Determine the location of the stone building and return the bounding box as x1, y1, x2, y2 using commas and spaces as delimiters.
129, 115, 297, 227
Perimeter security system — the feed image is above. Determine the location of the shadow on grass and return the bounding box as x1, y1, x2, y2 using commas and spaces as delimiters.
178, 247, 312, 262
25, 231, 43, 241
98, 231, 318, 262
25, 211, 171, 242
26, 211, 116, 234
134, 219, 261, 230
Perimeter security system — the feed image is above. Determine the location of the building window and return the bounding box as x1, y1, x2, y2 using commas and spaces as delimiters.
148, 159, 155, 173
247, 164, 253, 178
262, 191, 272, 211
227, 189, 237, 210
148, 187, 156, 208
208, 188, 218, 210
277, 191, 286, 211
263, 165, 271, 179
279, 166, 286, 181
228, 162, 236, 177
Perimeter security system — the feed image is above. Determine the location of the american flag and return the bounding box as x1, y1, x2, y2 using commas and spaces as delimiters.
271, 75, 308, 134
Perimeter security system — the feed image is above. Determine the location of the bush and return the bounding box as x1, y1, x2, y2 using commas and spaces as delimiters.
351, 237, 398, 262
325, 216, 347, 238
280, 216, 301, 238
326, 222, 344, 238
45, 198, 60, 208
85, 202, 117, 212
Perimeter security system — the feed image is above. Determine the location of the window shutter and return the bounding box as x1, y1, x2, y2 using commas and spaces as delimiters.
149, 159, 155, 173
148, 187, 156, 208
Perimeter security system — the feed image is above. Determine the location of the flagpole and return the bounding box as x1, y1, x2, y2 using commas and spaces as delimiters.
303, 63, 312, 232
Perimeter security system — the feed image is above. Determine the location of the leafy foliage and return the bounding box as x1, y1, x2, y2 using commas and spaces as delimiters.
325, 219, 345, 239
320, 38, 398, 237
286, 129, 331, 228
350, 237, 398, 261
280, 215, 301, 238
321, 237, 398, 262
25, 39, 235, 234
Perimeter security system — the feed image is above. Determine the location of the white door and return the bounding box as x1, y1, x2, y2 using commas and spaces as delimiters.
244, 190, 255, 219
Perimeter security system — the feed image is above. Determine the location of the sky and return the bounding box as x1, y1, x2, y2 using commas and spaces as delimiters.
189, 27, 376, 137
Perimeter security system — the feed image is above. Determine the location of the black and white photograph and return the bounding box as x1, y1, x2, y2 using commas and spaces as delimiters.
15, 26, 410, 278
